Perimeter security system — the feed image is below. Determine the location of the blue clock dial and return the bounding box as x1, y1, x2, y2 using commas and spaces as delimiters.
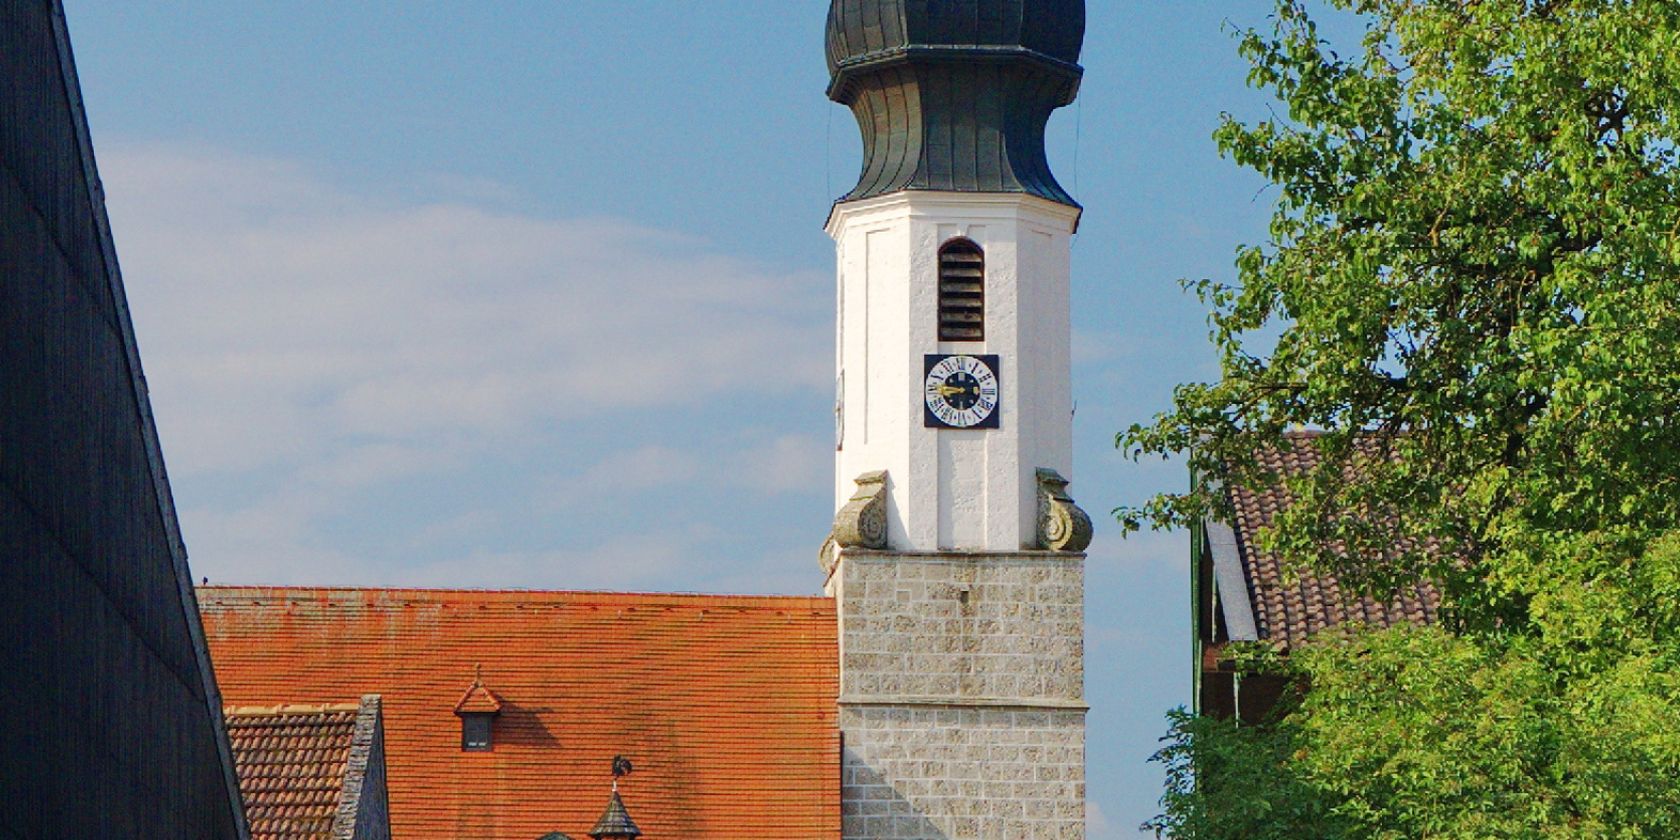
924, 354, 1000, 429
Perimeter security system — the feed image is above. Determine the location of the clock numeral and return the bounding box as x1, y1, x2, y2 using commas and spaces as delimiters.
925, 353, 999, 429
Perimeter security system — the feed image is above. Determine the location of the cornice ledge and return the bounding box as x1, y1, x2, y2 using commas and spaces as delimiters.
837, 548, 1086, 563
838, 694, 1089, 712
826, 190, 1082, 234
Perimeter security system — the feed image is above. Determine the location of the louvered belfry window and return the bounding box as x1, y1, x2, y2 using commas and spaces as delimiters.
938, 238, 985, 341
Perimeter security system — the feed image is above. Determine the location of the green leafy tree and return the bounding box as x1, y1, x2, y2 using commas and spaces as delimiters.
1124, 1, 1680, 835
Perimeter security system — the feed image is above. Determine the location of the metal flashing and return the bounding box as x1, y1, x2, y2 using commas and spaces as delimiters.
1205, 517, 1259, 642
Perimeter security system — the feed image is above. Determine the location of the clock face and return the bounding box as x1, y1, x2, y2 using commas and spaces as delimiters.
924, 354, 1001, 429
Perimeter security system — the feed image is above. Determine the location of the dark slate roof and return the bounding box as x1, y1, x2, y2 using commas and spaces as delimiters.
1215, 432, 1442, 648
588, 791, 641, 839
825, 0, 1085, 73
824, 0, 1085, 206
224, 696, 384, 840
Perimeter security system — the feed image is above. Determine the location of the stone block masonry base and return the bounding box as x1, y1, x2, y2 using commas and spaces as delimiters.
829, 549, 1086, 840
841, 706, 1085, 839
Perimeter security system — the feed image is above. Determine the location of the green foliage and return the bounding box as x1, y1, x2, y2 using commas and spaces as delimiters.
1150, 559, 1680, 837
1121, 0, 1680, 623
1147, 709, 1353, 839
1127, 0, 1680, 834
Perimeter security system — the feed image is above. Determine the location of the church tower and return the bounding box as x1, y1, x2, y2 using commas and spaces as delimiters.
821, 2, 1092, 838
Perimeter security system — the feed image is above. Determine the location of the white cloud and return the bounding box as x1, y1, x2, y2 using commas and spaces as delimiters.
295, 441, 458, 490
1086, 801, 1115, 838
106, 143, 829, 479
102, 143, 833, 589
1088, 525, 1187, 575
578, 445, 704, 490
737, 433, 828, 493
404, 528, 717, 592
184, 485, 359, 586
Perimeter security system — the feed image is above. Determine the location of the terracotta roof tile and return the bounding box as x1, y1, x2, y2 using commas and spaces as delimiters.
1226, 432, 1441, 647
200, 587, 840, 840
453, 675, 503, 715
225, 702, 361, 840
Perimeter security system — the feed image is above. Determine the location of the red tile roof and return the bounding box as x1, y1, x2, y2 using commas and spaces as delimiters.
200, 587, 839, 840
1225, 432, 1441, 647
224, 700, 371, 840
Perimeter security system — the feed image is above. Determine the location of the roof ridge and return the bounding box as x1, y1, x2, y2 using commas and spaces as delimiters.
225, 702, 362, 716
196, 585, 834, 606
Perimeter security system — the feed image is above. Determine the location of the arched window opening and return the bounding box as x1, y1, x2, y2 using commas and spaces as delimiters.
938, 238, 985, 342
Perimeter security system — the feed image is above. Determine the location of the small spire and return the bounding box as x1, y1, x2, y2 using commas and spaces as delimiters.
590, 756, 641, 839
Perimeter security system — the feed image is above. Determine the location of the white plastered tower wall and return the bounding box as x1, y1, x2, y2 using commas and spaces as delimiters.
829, 192, 1080, 552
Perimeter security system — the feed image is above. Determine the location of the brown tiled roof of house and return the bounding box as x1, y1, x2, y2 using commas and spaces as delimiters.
1223, 431, 1442, 648
200, 587, 840, 840
224, 697, 382, 840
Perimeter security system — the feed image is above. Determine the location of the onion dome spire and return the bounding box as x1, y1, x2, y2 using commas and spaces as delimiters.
825, 0, 1086, 206
589, 756, 641, 839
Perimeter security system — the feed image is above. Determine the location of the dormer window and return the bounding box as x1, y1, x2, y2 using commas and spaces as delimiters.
461, 713, 494, 751
454, 666, 503, 752
937, 238, 985, 342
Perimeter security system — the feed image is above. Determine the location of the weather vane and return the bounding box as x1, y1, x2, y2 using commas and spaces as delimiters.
611, 755, 633, 791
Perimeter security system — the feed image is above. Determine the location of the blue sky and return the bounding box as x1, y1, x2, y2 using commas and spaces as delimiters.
64, 2, 1309, 834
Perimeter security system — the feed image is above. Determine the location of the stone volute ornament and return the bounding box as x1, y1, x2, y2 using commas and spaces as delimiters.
1036, 468, 1092, 552
821, 470, 889, 573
